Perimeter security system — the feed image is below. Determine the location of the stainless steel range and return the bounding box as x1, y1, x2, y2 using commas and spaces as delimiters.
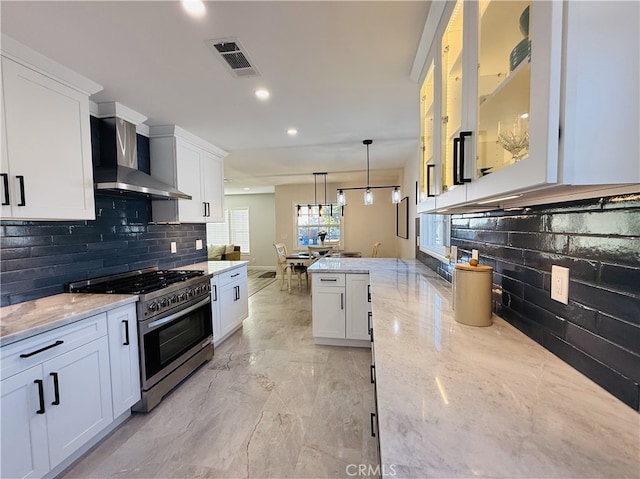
67, 267, 213, 412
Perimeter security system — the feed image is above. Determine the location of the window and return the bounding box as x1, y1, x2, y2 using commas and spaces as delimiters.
296, 204, 341, 247
420, 213, 450, 261
206, 208, 250, 253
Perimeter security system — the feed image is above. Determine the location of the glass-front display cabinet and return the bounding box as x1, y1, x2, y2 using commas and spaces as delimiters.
416, 0, 563, 213
475, 1, 531, 179
440, 0, 464, 194
419, 61, 435, 202
416, 0, 639, 214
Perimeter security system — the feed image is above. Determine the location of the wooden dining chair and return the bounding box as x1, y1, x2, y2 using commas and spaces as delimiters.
273, 243, 308, 292
273, 243, 292, 291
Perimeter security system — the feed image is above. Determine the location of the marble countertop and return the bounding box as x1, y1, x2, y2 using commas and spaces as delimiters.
0, 262, 248, 348
0, 294, 138, 347
178, 260, 249, 275
311, 257, 639, 478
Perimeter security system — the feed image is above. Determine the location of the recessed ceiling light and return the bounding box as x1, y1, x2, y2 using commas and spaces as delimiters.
181, 0, 205, 17
254, 88, 270, 100
287, 128, 298, 136
243, 187, 251, 191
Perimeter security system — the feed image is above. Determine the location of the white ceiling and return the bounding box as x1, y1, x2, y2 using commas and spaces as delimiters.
0, 1, 430, 195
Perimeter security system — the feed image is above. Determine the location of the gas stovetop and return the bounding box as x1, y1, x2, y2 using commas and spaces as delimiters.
66, 268, 213, 320
67, 269, 205, 295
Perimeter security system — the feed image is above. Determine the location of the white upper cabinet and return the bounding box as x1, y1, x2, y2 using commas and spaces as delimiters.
416, 1, 639, 213
1, 35, 102, 220
149, 125, 227, 223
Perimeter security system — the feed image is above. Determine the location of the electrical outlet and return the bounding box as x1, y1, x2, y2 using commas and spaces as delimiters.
551, 265, 569, 304
471, 249, 479, 260
195, 239, 203, 250
170, 241, 177, 254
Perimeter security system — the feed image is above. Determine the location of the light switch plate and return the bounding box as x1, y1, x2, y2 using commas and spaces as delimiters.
551, 265, 569, 304
195, 239, 203, 250
171, 241, 177, 254
471, 249, 479, 260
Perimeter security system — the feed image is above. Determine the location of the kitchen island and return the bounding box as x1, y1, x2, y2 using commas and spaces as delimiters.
308, 258, 639, 478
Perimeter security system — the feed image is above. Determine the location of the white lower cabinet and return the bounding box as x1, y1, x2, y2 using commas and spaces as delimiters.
211, 265, 249, 346
312, 273, 371, 347
43, 338, 112, 468
106, 304, 141, 418
0, 314, 113, 478
1, 365, 49, 479
1, 301, 141, 479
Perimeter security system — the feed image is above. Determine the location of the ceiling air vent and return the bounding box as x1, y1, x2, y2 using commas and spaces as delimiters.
207, 38, 259, 77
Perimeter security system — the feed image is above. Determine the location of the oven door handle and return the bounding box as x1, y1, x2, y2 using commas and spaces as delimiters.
147, 297, 211, 330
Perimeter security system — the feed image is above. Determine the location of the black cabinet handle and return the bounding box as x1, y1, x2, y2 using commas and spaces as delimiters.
16, 175, 26, 206
212, 284, 217, 301
426, 164, 435, 197
123, 320, 130, 346
368, 312, 372, 332
370, 365, 376, 384
340, 293, 344, 310
34, 379, 45, 414
202, 202, 207, 217
453, 137, 461, 185
320, 278, 337, 282
367, 284, 371, 302
459, 131, 472, 184
231, 273, 240, 278
370, 412, 377, 437
20, 340, 64, 358
207, 203, 211, 217
369, 326, 374, 343
1, 173, 9, 205
50, 372, 60, 405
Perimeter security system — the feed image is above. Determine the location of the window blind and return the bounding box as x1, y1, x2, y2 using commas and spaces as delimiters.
230, 208, 250, 253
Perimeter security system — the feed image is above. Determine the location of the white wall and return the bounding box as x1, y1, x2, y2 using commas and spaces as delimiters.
397, 144, 421, 259
223, 193, 275, 268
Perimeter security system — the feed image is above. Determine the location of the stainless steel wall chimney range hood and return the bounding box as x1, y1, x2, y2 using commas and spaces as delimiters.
93, 103, 191, 200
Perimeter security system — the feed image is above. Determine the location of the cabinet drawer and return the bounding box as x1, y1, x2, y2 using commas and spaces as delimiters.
312, 273, 345, 287
218, 266, 247, 287
1, 313, 107, 380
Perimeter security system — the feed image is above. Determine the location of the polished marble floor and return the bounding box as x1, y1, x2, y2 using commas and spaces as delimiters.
62, 280, 377, 479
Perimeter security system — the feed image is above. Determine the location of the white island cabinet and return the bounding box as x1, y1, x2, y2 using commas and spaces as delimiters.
312, 272, 371, 347
0, 314, 112, 478
149, 125, 227, 223
1, 34, 102, 221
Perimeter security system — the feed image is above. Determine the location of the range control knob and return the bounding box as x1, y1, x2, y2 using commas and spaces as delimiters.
170, 295, 178, 304
160, 298, 168, 308
194, 286, 202, 294
187, 288, 194, 297
148, 302, 158, 312
178, 293, 186, 301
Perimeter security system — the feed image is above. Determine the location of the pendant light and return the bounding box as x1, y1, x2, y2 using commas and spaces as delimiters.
336, 139, 402, 207
296, 173, 330, 218
363, 139, 374, 206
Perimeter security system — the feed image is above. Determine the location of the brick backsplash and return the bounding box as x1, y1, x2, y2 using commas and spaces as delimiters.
417, 193, 640, 410
0, 192, 207, 306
